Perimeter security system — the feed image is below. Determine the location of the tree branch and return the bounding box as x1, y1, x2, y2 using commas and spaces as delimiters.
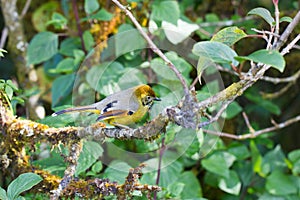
72, 0, 87, 54
203, 114, 300, 140
0, 0, 41, 120
20, 0, 32, 19
275, 10, 300, 49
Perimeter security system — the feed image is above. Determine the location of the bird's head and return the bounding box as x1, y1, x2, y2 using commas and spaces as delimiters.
135, 85, 161, 108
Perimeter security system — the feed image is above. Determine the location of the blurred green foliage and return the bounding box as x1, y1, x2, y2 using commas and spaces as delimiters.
1, 0, 300, 199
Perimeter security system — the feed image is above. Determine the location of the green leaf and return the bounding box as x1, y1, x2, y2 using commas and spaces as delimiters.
235, 50, 285, 73
235, 161, 253, 186
44, 54, 63, 77
75, 141, 104, 176
50, 58, 75, 73
222, 101, 242, 119
218, 170, 241, 195
248, 7, 275, 26
86, 62, 123, 96
228, 144, 250, 160
168, 182, 185, 197
82, 8, 113, 21
91, 161, 103, 173
179, 171, 202, 198
59, 37, 81, 57
193, 41, 239, 67
288, 149, 300, 175
5, 85, 13, 100
162, 19, 198, 45
288, 149, 300, 163
32, 151, 66, 176
46, 12, 67, 29
0, 187, 7, 200
142, 157, 183, 188
6, 80, 18, 91
117, 68, 147, 89
266, 170, 298, 195
151, 51, 193, 82
7, 173, 42, 200
32, 2, 60, 32
73, 49, 85, 66
201, 151, 236, 178
103, 161, 132, 183
196, 56, 217, 81
245, 90, 281, 115
51, 73, 76, 107
84, 0, 99, 14
83, 31, 95, 51
258, 193, 298, 200
115, 24, 146, 57
211, 26, 247, 46
250, 140, 264, 177
261, 145, 287, 175
0, 48, 7, 57
280, 16, 293, 23
27, 32, 58, 65
151, 0, 180, 25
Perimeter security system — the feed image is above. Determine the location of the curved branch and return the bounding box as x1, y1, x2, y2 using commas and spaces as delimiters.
203, 114, 300, 140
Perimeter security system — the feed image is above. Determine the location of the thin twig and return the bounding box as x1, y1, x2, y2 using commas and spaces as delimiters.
266, 27, 275, 50
111, 0, 189, 95
261, 81, 294, 99
198, 100, 232, 128
275, 10, 300, 49
217, 62, 300, 85
190, 75, 200, 90
261, 69, 300, 84
20, 0, 32, 19
203, 114, 300, 140
281, 34, 300, 55
0, 27, 8, 49
272, 1, 280, 46
251, 28, 280, 38
72, 0, 87, 54
154, 137, 165, 200
242, 112, 255, 133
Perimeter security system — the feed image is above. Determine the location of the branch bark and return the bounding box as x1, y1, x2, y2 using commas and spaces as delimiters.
0, 0, 41, 120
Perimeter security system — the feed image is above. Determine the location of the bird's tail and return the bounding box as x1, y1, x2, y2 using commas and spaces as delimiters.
52, 105, 99, 116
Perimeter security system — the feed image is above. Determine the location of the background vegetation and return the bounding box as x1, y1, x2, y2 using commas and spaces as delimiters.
0, 0, 300, 199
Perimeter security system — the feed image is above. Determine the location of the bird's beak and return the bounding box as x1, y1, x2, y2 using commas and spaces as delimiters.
154, 97, 161, 101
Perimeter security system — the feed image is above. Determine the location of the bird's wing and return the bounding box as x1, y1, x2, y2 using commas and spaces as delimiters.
95, 87, 140, 113
96, 109, 134, 121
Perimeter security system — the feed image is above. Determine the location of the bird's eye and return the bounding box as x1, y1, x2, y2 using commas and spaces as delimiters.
146, 96, 151, 100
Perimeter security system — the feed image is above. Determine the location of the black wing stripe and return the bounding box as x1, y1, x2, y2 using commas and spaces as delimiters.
102, 100, 118, 113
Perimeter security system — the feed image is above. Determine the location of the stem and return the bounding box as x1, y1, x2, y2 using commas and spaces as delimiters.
20, 0, 32, 19
154, 137, 165, 200
72, 0, 87, 54
202, 114, 300, 140
272, 1, 280, 46
275, 10, 300, 49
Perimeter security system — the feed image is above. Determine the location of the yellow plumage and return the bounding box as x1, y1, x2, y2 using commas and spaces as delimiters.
52, 84, 160, 128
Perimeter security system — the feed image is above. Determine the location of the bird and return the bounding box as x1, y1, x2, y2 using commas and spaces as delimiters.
52, 84, 161, 128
